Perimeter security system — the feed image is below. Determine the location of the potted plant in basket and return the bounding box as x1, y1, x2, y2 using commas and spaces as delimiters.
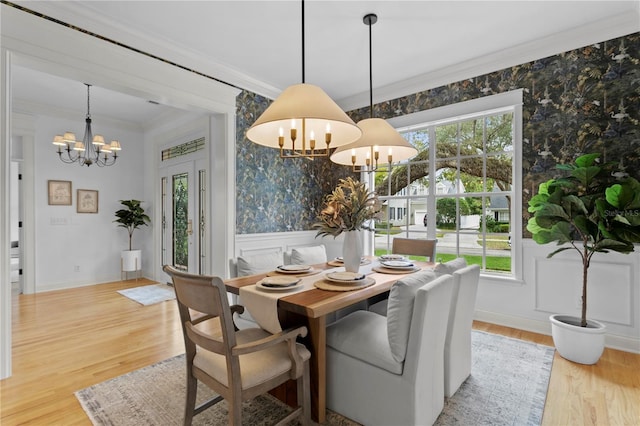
114, 199, 151, 274
527, 153, 640, 364
313, 177, 381, 272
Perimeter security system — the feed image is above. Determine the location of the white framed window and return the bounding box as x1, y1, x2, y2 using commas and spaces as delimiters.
378, 90, 523, 280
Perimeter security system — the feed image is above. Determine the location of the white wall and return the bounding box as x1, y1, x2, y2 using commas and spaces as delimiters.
33, 114, 147, 291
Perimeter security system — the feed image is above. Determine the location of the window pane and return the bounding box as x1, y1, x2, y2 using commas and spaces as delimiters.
460, 157, 486, 193
485, 113, 514, 154
487, 153, 513, 187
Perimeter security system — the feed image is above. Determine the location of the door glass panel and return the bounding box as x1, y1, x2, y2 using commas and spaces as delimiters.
173, 173, 189, 271
161, 177, 167, 266
198, 169, 206, 274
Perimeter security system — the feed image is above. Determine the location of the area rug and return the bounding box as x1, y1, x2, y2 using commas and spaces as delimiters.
117, 283, 175, 306
75, 331, 554, 425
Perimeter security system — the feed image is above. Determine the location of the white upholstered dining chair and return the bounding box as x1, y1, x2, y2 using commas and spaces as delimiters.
325, 271, 454, 426
163, 265, 311, 426
444, 264, 481, 397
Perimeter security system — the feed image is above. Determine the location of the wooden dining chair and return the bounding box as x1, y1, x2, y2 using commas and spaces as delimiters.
392, 237, 438, 262
163, 265, 311, 426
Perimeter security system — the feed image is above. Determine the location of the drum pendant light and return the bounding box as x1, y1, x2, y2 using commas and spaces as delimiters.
330, 13, 417, 170
246, 0, 361, 159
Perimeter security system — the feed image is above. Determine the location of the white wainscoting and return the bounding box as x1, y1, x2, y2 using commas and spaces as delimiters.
476, 239, 639, 354
232, 231, 344, 277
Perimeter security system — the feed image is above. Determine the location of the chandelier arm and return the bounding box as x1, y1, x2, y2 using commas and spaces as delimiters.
57, 147, 81, 164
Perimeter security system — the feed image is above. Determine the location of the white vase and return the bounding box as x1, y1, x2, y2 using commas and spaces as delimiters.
550, 314, 606, 365
342, 230, 362, 273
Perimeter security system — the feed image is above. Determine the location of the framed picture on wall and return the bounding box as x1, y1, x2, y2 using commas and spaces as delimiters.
47, 180, 72, 205
77, 189, 99, 213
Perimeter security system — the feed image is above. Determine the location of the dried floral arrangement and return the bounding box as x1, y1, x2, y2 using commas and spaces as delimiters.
313, 177, 382, 237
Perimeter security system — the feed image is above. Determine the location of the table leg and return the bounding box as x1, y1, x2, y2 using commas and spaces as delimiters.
307, 315, 326, 423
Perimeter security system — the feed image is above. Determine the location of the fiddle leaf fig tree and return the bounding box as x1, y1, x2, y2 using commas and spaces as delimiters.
114, 199, 151, 251
527, 153, 640, 327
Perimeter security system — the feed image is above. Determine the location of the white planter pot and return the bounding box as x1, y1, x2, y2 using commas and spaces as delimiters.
121, 249, 142, 272
550, 314, 606, 365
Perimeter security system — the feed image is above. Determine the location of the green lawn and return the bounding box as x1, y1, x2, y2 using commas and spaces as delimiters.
374, 249, 511, 272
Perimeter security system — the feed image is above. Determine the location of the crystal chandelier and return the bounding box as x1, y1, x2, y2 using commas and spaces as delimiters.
53, 83, 122, 167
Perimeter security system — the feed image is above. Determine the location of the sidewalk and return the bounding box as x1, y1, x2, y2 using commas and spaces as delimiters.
374, 225, 510, 257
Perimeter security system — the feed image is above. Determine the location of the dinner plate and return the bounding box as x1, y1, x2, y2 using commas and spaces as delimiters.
276, 264, 312, 274
325, 271, 366, 283
256, 276, 302, 291
379, 254, 406, 261
380, 260, 415, 269
331, 257, 367, 264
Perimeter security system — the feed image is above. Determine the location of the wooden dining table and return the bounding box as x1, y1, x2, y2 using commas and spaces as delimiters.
223, 258, 432, 423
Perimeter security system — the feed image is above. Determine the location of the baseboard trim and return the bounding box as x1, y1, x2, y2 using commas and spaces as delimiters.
475, 310, 640, 354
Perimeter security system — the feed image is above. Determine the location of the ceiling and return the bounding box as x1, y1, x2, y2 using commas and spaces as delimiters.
6, 1, 640, 129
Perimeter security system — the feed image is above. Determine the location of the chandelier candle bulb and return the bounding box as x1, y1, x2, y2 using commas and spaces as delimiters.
290, 120, 297, 151
278, 128, 284, 149
325, 124, 332, 149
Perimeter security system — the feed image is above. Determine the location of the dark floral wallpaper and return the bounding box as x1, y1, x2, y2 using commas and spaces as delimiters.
236, 91, 355, 234
236, 32, 640, 235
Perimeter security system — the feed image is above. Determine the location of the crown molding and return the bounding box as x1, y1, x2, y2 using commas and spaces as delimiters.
9, 0, 282, 100
337, 12, 640, 112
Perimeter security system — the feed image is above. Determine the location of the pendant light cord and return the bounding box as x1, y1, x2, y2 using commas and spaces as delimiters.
368, 18, 373, 118
364, 13, 377, 118
86, 83, 92, 119
301, 0, 305, 83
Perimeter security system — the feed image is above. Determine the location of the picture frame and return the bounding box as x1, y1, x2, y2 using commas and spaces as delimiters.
47, 180, 72, 205
77, 189, 99, 213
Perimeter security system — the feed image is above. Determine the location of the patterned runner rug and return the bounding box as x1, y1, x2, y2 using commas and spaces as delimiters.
117, 283, 175, 306
76, 330, 554, 425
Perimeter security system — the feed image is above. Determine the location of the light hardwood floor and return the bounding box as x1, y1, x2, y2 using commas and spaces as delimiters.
1, 279, 639, 425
